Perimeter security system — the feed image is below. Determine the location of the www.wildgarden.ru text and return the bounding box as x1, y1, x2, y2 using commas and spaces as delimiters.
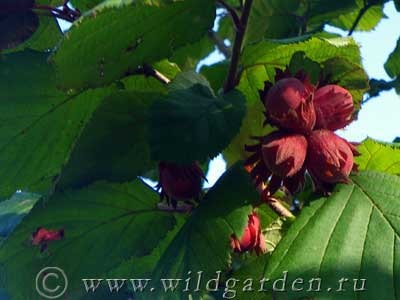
82, 271, 367, 299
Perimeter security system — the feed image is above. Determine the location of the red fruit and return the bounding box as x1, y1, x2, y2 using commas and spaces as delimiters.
31, 227, 64, 245
264, 77, 316, 133
306, 130, 358, 185
261, 132, 308, 178
230, 211, 266, 255
158, 162, 205, 202
31, 227, 64, 253
314, 85, 354, 131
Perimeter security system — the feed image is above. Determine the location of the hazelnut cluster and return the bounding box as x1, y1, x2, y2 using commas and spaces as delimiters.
156, 69, 360, 257
245, 69, 359, 195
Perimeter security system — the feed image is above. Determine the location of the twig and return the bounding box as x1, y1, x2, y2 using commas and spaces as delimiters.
37, 10, 74, 23
137, 64, 171, 84
33, 4, 80, 22
299, 16, 307, 35
348, 2, 373, 36
256, 183, 295, 219
223, 0, 253, 93
216, 0, 241, 31
208, 30, 232, 58
265, 196, 295, 219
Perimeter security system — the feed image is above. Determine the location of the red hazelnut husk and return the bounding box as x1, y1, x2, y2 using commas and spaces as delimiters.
263, 77, 316, 134
230, 211, 267, 255
261, 132, 308, 178
306, 130, 359, 189
245, 132, 307, 195
157, 162, 205, 206
314, 84, 354, 131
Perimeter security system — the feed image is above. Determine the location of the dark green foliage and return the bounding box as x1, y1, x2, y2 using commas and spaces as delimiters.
1, 1, 399, 300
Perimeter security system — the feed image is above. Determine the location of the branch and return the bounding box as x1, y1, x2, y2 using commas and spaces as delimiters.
264, 196, 295, 219
34, 9, 74, 23
33, 4, 80, 23
256, 183, 295, 219
216, 0, 241, 31
208, 30, 232, 58
223, 0, 253, 93
136, 64, 171, 84
348, 2, 373, 36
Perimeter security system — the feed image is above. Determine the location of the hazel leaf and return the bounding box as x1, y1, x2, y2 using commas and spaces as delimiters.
149, 71, 246, 163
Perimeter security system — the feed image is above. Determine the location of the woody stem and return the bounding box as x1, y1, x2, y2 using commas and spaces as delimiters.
223, 0, 253, 93
256, 183, 295, 219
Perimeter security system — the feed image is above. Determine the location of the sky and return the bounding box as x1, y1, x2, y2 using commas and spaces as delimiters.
204, 2, 400, 187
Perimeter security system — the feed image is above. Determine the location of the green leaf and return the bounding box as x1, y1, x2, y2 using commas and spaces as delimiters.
239, 37, 363, 104
6, 0, 66, 52
0, 290, 10, 300
121, 73, 167, 93
217, 15, 235, 43
231, 255, 273, 299
356, 138, 400, 175
149, 71, 246, 163
223, 101, 272, 166
289, 51, 322, 84
0, 180, 181, 299
52, 0, 216, 90
120, 59, 180, 93
223, 0, 241, 7
170, 35, 215, 71
152, 60, 182, 82
246, 0, 357, 42
395, 0, 400, 12
329, 1, 385, 32
144, 164, 276, 299
242, 37, 361, 72
235, 171, 400, 299
246, 0, 300, 42
22, 17, 61, 51
0, 192, 40, 242
385, 36, 400, 78
0, 50, 115, 201
321, 57, 369, 111
70, 0, 104, 11
305, 0, 361, 30
88, 216, 187, 299
1, 0, 63, 52
206, 59, 271, 160
56, 90, 162, 190
200, 61, 229, 93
